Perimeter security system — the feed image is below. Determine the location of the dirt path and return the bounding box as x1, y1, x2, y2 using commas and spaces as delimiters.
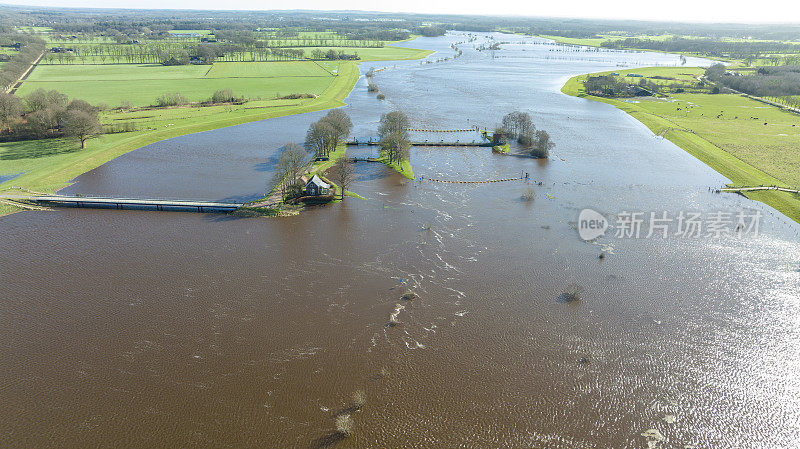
7, 51, 45, 95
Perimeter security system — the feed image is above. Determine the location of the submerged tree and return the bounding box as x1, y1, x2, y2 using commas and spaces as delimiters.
501, 111, 535, 145
530, 130, 554, 158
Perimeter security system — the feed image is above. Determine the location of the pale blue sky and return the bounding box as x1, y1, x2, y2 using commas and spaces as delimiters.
5, 0, 800, 23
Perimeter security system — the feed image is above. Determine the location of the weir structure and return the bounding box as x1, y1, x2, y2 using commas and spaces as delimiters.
347, 127, 493, 147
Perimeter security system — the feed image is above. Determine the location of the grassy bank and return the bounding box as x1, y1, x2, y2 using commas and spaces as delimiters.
377, 154, 415, 180
492, 143, 510, 153
562, 68, 800, 223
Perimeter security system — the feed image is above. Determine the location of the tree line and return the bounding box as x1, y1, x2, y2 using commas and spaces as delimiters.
0, 34, 46, 92
601, 38, 800, 63
0, 89, 101, 148
706, 63, 800, 99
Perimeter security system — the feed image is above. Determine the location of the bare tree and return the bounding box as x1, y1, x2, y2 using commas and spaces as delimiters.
272, 142, 309, 200
380, 131, 410, 165
0, 93, 23, 131
305, 120, 336, 158
63, 109, 101, 148
378, 111, 409, 139
330, 157, 355, 200
531, 130, 554, 158
320, 109, 352, 151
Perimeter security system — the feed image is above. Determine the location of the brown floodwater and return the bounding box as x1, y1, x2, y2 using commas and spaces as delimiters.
2, 33, 800, 448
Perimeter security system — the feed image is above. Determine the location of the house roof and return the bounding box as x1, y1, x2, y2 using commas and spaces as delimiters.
306, 174, 330, 189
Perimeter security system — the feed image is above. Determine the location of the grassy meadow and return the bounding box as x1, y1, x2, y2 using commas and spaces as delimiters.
16, 61, 339, 107
563, 68, 800, 222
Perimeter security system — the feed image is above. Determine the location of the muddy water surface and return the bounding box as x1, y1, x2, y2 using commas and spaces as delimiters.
2, 33, 799, 448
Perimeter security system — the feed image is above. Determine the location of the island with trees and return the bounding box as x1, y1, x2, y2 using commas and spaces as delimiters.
239, 109, 413, 216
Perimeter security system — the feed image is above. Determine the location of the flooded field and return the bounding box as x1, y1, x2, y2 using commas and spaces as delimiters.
1, 33, 799, 448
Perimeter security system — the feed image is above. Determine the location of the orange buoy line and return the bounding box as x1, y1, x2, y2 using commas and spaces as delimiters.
406, 128, 478, 133
419, 176, 527, 184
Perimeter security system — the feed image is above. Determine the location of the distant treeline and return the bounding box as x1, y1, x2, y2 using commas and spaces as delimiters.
601, 38, 800, 63
706, 64, 800, 98
42, 43, 360, 65
416, 26, 446, 37
6, 5, 800, 50
520, 20, 800, 41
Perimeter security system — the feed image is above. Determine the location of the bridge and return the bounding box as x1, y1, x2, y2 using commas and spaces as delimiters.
0, 194, 243, 212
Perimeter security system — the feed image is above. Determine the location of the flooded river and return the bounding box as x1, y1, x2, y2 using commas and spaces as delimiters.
1, 33, 799, 448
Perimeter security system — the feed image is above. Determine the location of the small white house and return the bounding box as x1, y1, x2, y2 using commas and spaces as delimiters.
305, 175, 331, 196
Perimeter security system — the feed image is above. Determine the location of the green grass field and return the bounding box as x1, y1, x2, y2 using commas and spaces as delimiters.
15, 61, 338, 107
563, 68, 800, 223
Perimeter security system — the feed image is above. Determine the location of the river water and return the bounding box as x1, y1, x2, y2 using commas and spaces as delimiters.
1, 33, 799, 448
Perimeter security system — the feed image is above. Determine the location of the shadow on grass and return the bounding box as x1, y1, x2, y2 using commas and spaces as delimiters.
0, 139, 80, 160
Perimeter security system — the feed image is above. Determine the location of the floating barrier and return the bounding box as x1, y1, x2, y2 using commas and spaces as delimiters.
420, 176, 527, 184
406, 128, 479, 133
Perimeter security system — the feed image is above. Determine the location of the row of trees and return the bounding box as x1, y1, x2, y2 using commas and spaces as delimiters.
149, 88, 244, 108
0, 89, 101, 148
583, 75, 635, 97
0, 35, 46, 92
41, 43, 310, 65
498, 111, 554, 158
309, 49, 360, 61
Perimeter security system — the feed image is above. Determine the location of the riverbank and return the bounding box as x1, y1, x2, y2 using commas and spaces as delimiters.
562, 69, 800, 223
492, 142, 510, 153
0, 44, 432, 217
378, 155, 415, 180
